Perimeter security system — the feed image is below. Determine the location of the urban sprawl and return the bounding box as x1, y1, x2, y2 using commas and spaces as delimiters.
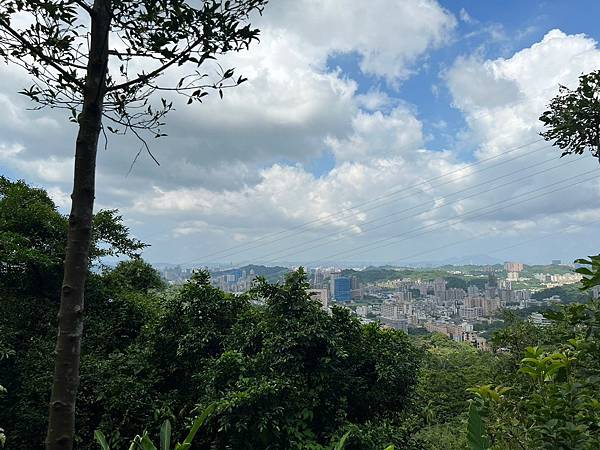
160, 260, 590, 351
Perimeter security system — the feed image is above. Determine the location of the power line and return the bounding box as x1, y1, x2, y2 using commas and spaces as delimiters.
180, 57, 599, 266
393, 217, 600, 265
170, 47, 599, 265
305, 168, 599, 265
252, 154, 584, 264
181, 138, 547, 265
210, 143, 555, 262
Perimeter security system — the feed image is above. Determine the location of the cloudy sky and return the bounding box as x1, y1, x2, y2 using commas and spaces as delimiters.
2, 0, 600, 266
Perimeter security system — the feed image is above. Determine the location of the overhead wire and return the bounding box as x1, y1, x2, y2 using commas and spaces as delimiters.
393, 218, 600, 265
251, 153, 586, 264
162, 47, 600, 265
304, 167, 599, 265
181, 137, 547, 265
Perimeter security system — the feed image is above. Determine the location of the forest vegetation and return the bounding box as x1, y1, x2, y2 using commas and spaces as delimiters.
1, 0, 600, 447
2, 176, 600, 449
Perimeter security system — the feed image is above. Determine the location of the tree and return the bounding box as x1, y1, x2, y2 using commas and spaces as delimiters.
0, 177, 144, 298
101, 259, 166, 293
0, 179, 155, 449
540, 70, 600, 159
0, 177, 67, 297
0, 1, 267, 448
143, 270, 421, 449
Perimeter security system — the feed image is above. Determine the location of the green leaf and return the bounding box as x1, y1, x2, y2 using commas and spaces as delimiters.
181, 403, 216, 446
574, 258, 591, 265
174, 444, 191, 450
94, 430, 110, 450
160, 420, 171, 450
467, 402, 490, 450
334, 431, 351, 450
139, 434, 157, 450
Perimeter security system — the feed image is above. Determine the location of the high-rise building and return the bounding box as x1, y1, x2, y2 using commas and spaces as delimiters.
487, 273, 498, 288
312, 269, 325, 288
394, 291, 413, 302
504, 262, 524, 273
381, 299, 412, 320
507, 271, 519, 281
332, 276, 351, 302
433, 278, 447, 301
350, 275, 363, 300
467, 285, 479, 296
446, 288, 466, 301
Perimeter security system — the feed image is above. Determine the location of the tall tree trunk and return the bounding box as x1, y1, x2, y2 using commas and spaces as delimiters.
46, 1, 111, 449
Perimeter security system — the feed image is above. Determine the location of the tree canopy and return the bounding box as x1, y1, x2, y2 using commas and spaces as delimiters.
540, 70, 600, 160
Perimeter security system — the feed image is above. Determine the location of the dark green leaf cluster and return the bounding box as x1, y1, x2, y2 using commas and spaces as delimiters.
0, 177, 145, 297
574, 254, 600, 290
0, 181, 422, 449
466, 301, 600, 450
1, 267, 422, 449
540, 70, 600, 159
148, 270, 421, 449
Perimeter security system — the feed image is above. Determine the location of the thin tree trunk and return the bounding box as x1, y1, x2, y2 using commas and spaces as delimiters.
46, 1, 111, 449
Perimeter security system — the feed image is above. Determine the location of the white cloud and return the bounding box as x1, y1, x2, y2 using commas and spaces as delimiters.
47, 186, 71, 208
325, 106, 424, 162
459, 8, 475, 25
264, 0, 456, 81
0, 143, 24, 158
446, 29, 600, 157
3, 0, 600, 265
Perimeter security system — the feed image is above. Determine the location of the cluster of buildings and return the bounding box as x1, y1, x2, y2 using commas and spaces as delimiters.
157, 260, 584, 352
503, 260, 582, 287
354, 272, 536, 350
159, 265, 260, 292
210, 267, 258, 292
375, 274, 511, 315
160, 265, 194, 284
309, 268, 363, 302
424, 322, 490, 350
532, 272, 582, 285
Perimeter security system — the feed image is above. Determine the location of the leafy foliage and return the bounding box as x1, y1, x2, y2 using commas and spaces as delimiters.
0, 0, 267, 144
94, 403, 216, 450
540, 70, 600, 159
531, 283, 589, 303
151, 269, 421, 449
0, 384, 6, 448
574, 254, 600, 290
0, 177, 146, 297
1, 182, 422, 449
466, 402, 490, 450
468, 301, 600, 449
415, 334, 496, 425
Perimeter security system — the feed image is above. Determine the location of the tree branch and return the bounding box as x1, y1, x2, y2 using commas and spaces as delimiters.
0, 18, 85, 90
72, 0, 94, 16
107, 37, 202, 92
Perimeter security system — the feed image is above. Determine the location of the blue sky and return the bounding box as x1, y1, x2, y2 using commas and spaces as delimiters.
2, 0, 600, 266
324, 0, 600, 164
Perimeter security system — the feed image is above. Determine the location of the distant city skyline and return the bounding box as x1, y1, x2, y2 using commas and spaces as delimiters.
2, 0, 600, 263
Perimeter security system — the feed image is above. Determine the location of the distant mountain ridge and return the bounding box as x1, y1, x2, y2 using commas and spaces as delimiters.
405, 254, 504, 267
